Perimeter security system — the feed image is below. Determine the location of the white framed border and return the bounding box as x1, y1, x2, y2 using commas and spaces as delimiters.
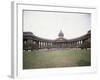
11, 1, 97, 78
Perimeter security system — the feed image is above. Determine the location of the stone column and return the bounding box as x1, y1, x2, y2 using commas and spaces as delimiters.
39, 41, 41, 49
44, 42, 45, 48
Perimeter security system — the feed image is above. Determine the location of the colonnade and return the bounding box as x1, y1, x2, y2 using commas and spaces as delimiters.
23, 31, 90, 51
23, 38, 90, 51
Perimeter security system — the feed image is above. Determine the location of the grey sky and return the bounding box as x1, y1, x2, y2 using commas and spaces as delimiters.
23, 10, 91, 39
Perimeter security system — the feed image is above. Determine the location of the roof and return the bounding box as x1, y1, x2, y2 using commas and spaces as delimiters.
23, 32, 54, 42
55, 38, 67, 42
23, 30, 91, 42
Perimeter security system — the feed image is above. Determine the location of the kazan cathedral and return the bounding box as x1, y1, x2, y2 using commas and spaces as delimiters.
23, 30, 91, 51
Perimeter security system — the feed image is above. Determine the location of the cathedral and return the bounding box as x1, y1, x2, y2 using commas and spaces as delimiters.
23, 30, 91, 51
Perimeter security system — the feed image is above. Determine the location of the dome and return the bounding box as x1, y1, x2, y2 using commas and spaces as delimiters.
58, 30, 64, 37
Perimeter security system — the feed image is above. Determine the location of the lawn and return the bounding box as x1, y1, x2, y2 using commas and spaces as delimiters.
23, 49, 91, 69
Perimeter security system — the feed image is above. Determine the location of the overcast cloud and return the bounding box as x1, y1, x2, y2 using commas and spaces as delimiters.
23, 10, 91, 39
